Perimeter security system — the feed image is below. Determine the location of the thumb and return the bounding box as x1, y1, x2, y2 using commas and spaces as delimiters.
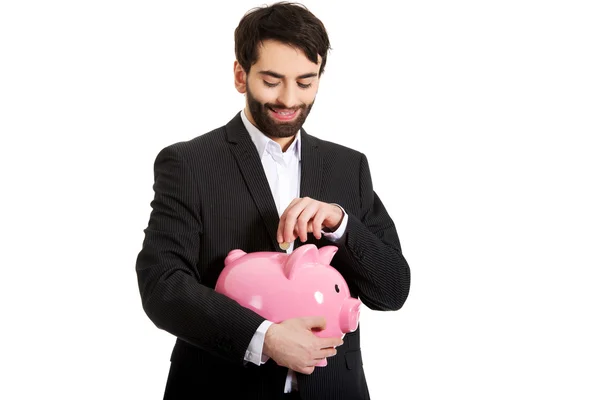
302, 316, 327, 330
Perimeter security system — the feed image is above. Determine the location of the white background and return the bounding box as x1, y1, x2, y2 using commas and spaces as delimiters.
1, 1, 599, 399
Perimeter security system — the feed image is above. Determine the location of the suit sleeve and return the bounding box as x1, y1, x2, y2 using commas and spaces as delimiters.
331, 153, 411, 311
135, 145, 266, 365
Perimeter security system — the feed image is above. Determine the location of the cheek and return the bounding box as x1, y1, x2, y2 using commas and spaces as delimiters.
258, 92, 279, 106
300, 87, 318, 104
251, 93, 265, 103
248, 80, 274, 102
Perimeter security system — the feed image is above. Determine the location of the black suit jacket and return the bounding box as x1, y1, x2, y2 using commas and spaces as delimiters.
135, 112, 411, 400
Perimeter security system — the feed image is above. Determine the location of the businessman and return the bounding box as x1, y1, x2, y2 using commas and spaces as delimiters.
135, 2, 411, 399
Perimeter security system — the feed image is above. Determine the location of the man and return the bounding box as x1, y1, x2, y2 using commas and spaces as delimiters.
135, 2, 410, 399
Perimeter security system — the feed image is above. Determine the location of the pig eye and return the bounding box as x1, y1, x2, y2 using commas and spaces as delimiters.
335, 284, 340, 293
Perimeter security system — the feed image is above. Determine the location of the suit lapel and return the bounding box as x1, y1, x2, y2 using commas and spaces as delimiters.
299, 128, 323, 200
226, 113, 281, 251
295, 128, 323, 249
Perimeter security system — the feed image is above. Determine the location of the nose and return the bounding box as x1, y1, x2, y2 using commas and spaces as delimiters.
276, 83, 297, 109
339, 297, 362, 333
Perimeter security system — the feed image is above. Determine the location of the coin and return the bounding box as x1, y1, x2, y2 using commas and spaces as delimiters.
279, 242, 290, 251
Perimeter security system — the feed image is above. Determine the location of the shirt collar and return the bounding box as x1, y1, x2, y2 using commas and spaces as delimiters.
240, 109, 301, 161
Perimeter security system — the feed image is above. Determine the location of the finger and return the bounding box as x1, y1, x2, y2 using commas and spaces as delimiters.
294, 222, 313, 238
299, 366, 315, 375
292, 223, 301, 243
282, 198, 312, 243
277, 197, 299, 243
320, 337, 343, 349
277, 198, 302, 243
314, 347, 337, 359
296, 202, 320, 242
311, 208, 327, 240
280, 197, 306, 243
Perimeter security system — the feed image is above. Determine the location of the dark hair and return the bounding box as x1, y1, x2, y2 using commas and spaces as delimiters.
234, 2, 331, 76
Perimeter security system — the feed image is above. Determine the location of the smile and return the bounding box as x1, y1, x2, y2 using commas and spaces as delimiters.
269, 107, 299, 121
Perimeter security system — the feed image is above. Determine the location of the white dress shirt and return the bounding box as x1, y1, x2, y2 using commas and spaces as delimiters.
239, 109, 348, 393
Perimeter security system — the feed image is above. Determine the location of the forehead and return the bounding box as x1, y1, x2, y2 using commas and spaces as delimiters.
253, 39, 321, 76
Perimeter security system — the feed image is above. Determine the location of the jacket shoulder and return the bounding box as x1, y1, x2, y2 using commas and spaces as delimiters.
157, 125, 228, 159
305, 132, 365, 162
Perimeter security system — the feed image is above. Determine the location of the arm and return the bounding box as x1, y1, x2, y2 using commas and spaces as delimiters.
330, 153, 411, 311
135, 145, 266, 365
275, 155, 410, 313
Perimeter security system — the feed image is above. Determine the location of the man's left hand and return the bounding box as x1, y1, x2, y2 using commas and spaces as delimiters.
277, 197, 344, 244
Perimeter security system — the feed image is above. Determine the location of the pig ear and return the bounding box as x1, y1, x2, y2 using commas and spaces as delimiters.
224, 249, 246, 265
318, 246, 338, 265
283, 244, 319, 280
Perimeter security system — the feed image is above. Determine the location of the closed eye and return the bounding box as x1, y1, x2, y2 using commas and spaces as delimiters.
263, 80, 279, 88
262, 80, 312, 89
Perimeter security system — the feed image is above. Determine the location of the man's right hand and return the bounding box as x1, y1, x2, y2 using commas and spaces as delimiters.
262, 316, 343, 375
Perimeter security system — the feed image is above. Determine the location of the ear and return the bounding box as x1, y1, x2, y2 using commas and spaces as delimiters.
233, 60, 247, 94
317, 246, 338, 265
224, 249, 246, 265
283, 244, 319, 280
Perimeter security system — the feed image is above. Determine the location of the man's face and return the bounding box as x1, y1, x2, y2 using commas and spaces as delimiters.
235, 39, 321, 138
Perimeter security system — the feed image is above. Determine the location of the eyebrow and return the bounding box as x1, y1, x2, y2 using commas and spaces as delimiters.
259, 70, 318, 80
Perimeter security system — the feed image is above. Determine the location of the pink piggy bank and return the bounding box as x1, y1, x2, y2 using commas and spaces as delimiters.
215, 244, 361, 366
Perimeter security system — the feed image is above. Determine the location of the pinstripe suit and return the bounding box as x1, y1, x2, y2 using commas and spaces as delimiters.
135, 112, 411, 399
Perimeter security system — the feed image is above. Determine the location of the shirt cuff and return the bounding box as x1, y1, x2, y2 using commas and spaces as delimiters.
244, 320, 273, 366
322, 204, 348, 242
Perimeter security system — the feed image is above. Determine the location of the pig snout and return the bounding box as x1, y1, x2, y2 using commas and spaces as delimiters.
339, 297, 361, 333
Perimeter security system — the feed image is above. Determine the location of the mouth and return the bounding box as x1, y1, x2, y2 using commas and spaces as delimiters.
268, 107, 299, 121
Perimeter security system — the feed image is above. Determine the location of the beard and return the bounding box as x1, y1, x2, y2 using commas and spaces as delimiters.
246, 85, 314, 138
